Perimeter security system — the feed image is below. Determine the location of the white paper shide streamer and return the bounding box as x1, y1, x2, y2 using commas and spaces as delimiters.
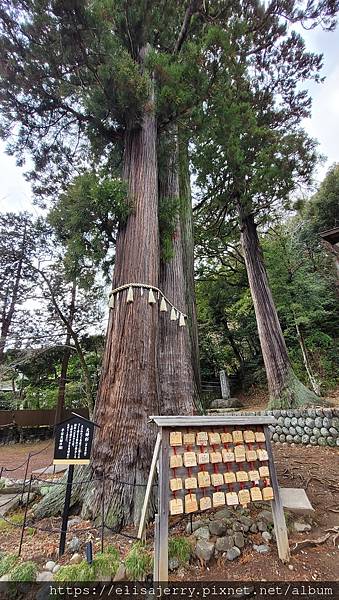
107, 283, 186, 326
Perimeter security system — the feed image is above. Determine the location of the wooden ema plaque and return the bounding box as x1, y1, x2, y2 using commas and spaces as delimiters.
145, 415, 290, 582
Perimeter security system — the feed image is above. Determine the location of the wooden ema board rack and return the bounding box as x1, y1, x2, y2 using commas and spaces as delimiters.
138, 416, 290, 582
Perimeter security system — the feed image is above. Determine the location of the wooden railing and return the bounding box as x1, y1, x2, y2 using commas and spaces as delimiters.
0, 408, 89, 428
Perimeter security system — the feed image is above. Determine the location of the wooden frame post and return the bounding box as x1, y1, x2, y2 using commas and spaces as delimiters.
264, 425, 290, 563
158, 428, 169, 582
138, 432, 161, 541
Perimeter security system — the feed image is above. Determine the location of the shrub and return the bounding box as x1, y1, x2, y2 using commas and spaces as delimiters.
54, 561, 93, 582
168, 537, 192, 564
124, 542, 152, 581
10, 561, 37, 582
0, 554, 18, 577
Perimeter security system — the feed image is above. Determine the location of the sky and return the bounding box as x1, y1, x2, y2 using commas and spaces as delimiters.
0, 25, 338, 216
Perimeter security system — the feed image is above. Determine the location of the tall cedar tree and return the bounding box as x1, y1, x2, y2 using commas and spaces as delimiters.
0, 1, 337, 524
192, 21, 337, 407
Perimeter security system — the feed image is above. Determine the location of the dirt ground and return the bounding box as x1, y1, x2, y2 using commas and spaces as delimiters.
0, 441, 338, 581
0, 439, 54, 479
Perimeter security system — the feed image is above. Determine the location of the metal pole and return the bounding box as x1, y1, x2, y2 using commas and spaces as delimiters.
59, 464, 74, 557
18, 475, 33, 557
20, 453, 31, 507
101, 474, 105, 553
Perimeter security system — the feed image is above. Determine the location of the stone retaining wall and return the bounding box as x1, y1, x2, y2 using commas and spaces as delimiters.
0, 425, 53, 445
237, 407, 339, 447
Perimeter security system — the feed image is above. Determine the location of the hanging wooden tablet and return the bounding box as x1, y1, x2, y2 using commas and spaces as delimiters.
257, 449, 269, 462
259, 465, 270, 478
212, 491, 226, 507
197, 452, 210, 465
226, 491, 239, 506
208, 432, 221, 445
246, 449, 257, 462
170, 478, 182, 491
183, 451, 197, 467
197, 471, 211, 488
184, 477, 197, 490
255, 431, 266, 443
210, 451, 222, 463
234, 445, 246, 462
170, 454, 183, 469
250, 486, 263, 502
170, 498, 184, 515
238, 488, 251, 507
224, 471, 236, 484
196, 431, 208, 446
200, 496, 212, 511
211, 473, 224, 487
243, 430, 255, 443
183, 432, 196, 445
222, 449, 235, 463
236, 470, 249, 482
262, 485, 274, 501
221, 432, 233, 444
248, 469, 260, 482
170, 431, 182, 446
185, 493, 198, 514
232, 430, 244, 443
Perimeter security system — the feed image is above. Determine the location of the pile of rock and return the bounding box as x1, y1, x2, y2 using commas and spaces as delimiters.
185, 506, 274, 566
267, 408, 339, 447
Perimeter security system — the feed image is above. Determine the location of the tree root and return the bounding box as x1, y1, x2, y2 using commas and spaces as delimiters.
291, 533, 331, 554
33, 466, 90, 520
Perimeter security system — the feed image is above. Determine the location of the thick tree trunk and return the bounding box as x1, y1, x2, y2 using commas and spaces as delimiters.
238, 207, 319, 408
82, 67, 160, 529
55, 280, 77, 425
178, 134, 201, 399
158, 129, 197, 415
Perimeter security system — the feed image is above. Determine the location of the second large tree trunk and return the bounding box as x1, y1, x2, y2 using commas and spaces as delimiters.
83, 70, 160, 529
158, 129, 197, 415
238, 207, 319, 408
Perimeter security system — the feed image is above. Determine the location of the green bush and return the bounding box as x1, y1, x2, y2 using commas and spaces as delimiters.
54, 561, 93, 582
55, 547, 120, 582
124, 542, 152, 581
168, 537, 192, 564
0, 554, 18, 577
10, 561, 37, 582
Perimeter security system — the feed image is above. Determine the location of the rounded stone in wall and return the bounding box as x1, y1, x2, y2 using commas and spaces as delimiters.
272, 410, 281, 418
296, 426, 303, 435
315, 408, 323, 417
320, 427, 329, 437
312, 428, 321, 438
329, 427, 338, 438
318, 437, 326, 446
314, 417, 323, 428
293, 435, 301, 443
282, 427, 289, 435
322, 417, 331, 428
323, 408, 333, 419
298, 418, 305, 427
336, 438, 339, 447
291, 417, 298, 426
289, 427, 296, 436
304, 426, 313, 435
309, 436, 318, 445
281, 410, 287, 416
301, 434, 309, 444
305, 418, 315, 428
286, 435, 293, 443
293, 410, 301, 418
307, 408, 316, 418
331, 417, 339, 429
275, 426, 282, 435
327, 437, 335, 447
272, 433, 279, 442
287, 410, 294, 418
279, 434, 286, 442
268, 425, 275, 433
277, 417, 285, 426
284, 417, 291, 427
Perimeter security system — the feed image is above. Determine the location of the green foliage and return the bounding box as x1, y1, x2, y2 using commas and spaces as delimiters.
158, 195, 181, 261
168, 537, 192, 564
0, 554, 18, 577
55, 547, 120, 582
124, 542, 152, 581
307, 163, 339, 232
9, 561, 37, 582
0, 513, 24, 532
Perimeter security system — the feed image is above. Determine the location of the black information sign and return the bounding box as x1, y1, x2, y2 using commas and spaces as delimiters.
53, 413, 97, 465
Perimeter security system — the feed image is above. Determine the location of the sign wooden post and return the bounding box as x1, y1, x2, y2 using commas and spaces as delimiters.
53, 412, 99, 557
144, 415, 290, 582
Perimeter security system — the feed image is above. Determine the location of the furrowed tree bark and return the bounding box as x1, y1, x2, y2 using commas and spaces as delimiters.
83, 58, 160, 529
158, 128, 197, 415
178, 133, 201, 400
238, 206, 319, 408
